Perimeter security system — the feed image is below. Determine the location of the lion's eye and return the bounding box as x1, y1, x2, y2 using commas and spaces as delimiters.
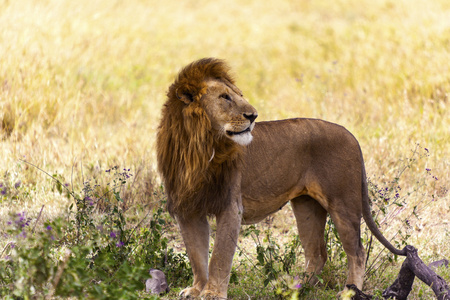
220, 94, 232, 101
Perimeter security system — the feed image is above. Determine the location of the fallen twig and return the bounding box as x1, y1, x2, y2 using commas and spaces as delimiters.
32, 205, 45, 234
347, 245, 450, 300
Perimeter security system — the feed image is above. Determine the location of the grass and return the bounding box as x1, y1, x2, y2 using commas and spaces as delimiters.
1, 0, 449, 298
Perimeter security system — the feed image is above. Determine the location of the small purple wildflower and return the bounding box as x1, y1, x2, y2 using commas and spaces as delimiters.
46, 225, 52, 231
0, 183, 3, 188
424, 148, 429, 153
15, 212, 30, 228
1, 189, 6, 195
86, 197, 94, 206
116, 241, 124, 248
14, 181, 21, 189
292, 276, 302, 289
84, 196, 94, 206
110, 232, 117, 239
18, 231, 27, 239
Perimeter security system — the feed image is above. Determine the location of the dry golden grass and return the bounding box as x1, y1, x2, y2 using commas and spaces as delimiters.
1, 0, 449, 298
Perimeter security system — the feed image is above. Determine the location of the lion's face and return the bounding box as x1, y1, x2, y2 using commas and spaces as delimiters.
200, 79, 258, 146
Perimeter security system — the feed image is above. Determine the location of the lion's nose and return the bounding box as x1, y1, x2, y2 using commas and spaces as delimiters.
243, 113, 258, 123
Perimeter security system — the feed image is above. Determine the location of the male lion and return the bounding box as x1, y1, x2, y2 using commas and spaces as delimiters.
156, 58, 406, 299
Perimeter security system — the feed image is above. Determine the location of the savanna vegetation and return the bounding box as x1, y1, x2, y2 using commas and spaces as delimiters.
0, 0, 449, 299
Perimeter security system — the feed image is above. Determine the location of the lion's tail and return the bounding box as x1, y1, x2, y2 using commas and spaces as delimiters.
360, 156, 407, 256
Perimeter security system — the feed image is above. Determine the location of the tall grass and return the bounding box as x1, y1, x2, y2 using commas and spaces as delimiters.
1, 0, 449, 298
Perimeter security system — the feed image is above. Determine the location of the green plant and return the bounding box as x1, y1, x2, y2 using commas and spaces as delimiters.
0, 163, 189, 299
130, 202, 192, 286
240, 224, 304, 299
1, 213, 57, 297
0, 173, 22, 204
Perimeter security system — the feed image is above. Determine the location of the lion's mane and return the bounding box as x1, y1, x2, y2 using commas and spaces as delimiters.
156, 58, 243, 219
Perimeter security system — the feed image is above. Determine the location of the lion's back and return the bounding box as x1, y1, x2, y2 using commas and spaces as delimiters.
240, 118, 363, 223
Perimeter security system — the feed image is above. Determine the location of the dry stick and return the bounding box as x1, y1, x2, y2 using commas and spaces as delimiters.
381, 251, 416, 300
19, 159, 73, 196
243, 290, 252, 300
32, 205, 45, 234
20, 159, 121, 207
348, 245, 450, 300
385, 245, 450, 300
71, 157, 76, 195
364, 234, 373, 266
46, 248, 72, 300
0, 242, 14, 258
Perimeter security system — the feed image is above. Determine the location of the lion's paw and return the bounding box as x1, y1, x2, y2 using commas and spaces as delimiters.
179, 286, 201, 298
200, 289, 226, 300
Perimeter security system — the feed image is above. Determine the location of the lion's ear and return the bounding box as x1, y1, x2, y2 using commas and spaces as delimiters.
176, 88, 194, 105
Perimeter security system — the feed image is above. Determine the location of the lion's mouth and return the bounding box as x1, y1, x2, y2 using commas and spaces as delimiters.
226, 127, 251, 136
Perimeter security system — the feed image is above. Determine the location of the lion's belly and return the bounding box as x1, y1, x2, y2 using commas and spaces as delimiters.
241, 197, 287, 224
240, 188, 304, 224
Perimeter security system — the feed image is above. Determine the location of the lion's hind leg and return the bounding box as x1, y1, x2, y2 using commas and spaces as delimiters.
328, 205, 367, 290
291, 195, 328, 286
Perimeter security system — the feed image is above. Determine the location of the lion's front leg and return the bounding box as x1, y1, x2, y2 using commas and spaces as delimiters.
177, 215, 210, 298
201, 200, 242, 299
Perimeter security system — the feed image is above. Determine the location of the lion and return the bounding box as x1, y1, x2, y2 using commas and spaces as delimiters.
156, 58, 406, 299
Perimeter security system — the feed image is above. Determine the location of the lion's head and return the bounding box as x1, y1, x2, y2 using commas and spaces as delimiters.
156, 58, 257, 219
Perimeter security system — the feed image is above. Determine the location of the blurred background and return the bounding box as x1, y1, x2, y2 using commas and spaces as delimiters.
0, 0, 448, 279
